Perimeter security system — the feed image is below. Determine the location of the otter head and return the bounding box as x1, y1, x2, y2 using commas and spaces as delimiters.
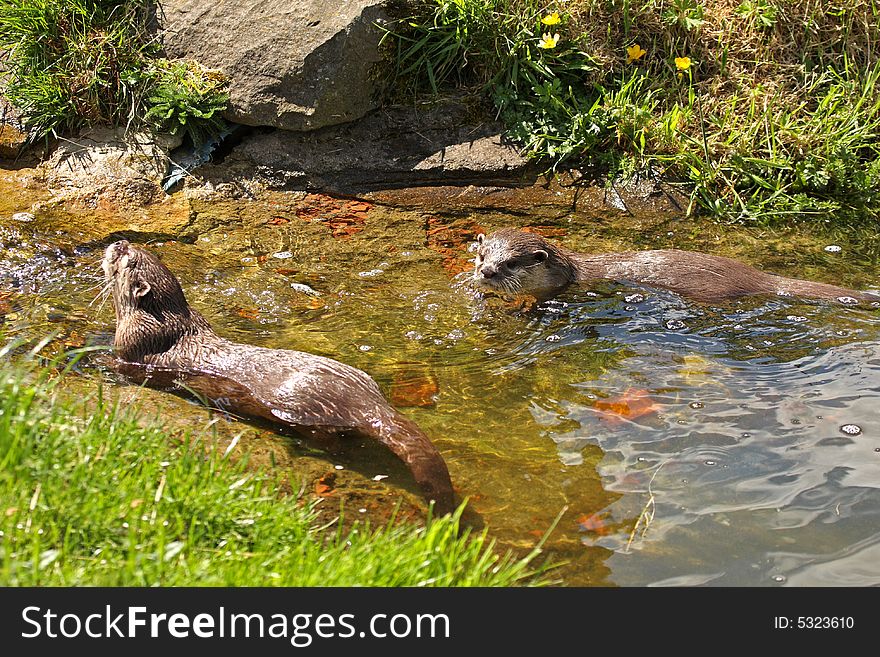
472, 228, 576, 298
103, 240, 210, 362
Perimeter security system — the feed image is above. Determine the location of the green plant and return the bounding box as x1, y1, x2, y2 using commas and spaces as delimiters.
661, 0, 705, 31
735, 0, 778, 28
144, 59, 230, 146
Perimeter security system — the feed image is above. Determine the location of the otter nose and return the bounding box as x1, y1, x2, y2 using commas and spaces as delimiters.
481, 265, 497, 279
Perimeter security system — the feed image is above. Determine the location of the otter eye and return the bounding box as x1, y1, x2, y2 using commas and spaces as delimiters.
503, 258, 521, 270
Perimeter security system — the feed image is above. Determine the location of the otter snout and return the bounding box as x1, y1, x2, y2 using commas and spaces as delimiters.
479, 265, 498, 279
103, 240, 130, 264
102, 240, 132, 278
110, 240, 130, 259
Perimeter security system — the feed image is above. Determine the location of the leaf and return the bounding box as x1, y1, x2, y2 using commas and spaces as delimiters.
577, 513, 611, 535
163, 541, 185, 561
593, 388, 658, 424
236, 307, 259, 320
315, 472, 336, 497
390, 370, 440, 408
38, 549, 60, 570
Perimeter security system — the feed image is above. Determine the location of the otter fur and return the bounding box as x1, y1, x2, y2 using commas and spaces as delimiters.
472, 228, 879, 305
103, 240, 455, 514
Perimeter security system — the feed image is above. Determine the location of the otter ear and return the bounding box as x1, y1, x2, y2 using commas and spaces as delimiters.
133, 281, 151, 298
477, 233, 485, 244
533, 249, 549, 263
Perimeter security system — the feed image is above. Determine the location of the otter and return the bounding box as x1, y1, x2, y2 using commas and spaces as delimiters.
472, 228, 879, 305
103, 240, 455, 514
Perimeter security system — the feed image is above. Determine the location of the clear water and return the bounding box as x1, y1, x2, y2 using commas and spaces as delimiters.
2, 180, 879, 586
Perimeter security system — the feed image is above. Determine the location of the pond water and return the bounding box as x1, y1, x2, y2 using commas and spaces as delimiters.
2, 179, 879, 586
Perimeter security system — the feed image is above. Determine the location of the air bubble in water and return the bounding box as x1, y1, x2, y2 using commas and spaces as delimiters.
545, 334, 561, 342
689, 401, 704, 409
840, 424, 862, 436
837, 296, 859, 305
624, 293, 645, 303
665, 319, 686, 330
772, 575, 786, 583
705, 460, 717, 466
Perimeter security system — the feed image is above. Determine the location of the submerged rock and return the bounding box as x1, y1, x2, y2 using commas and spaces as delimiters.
159, 0, 389, 131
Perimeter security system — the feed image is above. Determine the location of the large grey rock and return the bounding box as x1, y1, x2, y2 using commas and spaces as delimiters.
159, 0, 389, 131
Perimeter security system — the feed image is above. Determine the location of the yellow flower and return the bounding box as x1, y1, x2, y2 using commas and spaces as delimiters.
541, 11, 561, 25
626, 44, 646, 63
538, 32, 560, 49
675, 56, 692, 71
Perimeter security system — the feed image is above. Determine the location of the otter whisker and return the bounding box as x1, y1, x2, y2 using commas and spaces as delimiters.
79, 279, 111, 294
89, 281, 113, 310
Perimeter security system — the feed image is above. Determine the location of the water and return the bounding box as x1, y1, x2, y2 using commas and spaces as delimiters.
2, 182, 879, 587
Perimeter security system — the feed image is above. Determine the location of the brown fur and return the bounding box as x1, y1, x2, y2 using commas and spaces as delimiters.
472, 228, 879, 305
103, 240, 455, 514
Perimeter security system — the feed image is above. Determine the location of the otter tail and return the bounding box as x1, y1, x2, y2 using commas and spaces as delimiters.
773, 275, 880, 305
371, 413, 456, 516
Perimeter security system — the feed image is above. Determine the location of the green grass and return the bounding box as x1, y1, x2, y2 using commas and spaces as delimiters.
0, 356, 548, 586
387, 0, 880, 226
0, 0, 228, 145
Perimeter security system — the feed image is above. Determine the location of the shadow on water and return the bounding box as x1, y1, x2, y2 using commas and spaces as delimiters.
2, 185, 880, 586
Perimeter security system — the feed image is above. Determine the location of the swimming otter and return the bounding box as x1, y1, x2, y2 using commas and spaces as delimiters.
472, 228, 879, 305
103, 240, 455, 514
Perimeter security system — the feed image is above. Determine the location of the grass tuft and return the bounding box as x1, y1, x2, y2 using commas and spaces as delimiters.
0, 0, 229, 145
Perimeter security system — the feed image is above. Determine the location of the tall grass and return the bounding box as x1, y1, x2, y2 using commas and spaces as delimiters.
0, 357, 549, 586
388, 0, 880, 225
0, 0, 228, 145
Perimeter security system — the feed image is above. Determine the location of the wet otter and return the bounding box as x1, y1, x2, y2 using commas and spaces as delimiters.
103, 240, 455, 514
472, 228, 879, 305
